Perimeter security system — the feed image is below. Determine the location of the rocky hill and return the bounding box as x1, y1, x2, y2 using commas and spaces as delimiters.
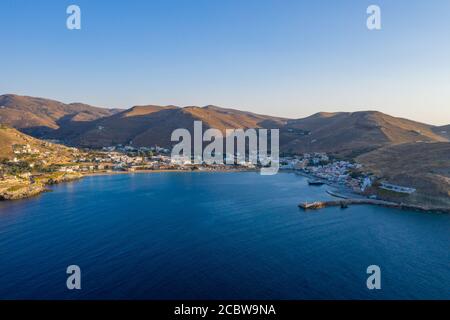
0, 125, 75, 163
357, 142, 450, 207
51, 104, 287, 148
281, 111, 448, 157
0, 94, 118, 137
0, 94, 448, 156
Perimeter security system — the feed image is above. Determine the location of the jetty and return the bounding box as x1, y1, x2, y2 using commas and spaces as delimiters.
298, 199, 450, 213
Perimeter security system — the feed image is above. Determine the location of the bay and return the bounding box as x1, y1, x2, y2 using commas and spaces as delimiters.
0, 172, 448, 299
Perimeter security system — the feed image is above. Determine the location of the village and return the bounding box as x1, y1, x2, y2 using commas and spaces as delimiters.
66, 145, 260, 173
0, 143, 260, 200
279, 153, 417, 197
1, 142, 416, 201
279, 153, 374, 193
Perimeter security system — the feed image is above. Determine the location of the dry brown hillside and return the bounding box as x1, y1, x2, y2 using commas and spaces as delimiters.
50, 107, 449, 154
62, 105, 287, 148
0, 94, 117, 137
68, 105, 179, 147
357, 142, 450, 207
1, 94, 448, 157
182, 105, 286, 131
0, 125, 74, 163
433, 124, 450, 139
281, 111, 448, 157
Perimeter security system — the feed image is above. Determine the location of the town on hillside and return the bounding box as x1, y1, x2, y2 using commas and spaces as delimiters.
1, 136, 417, 201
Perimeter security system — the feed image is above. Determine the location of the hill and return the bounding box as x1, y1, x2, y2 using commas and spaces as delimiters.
357, 142, 450, 207
50, 106, 449, 153
53, 104, 287, 148
281, 111, 448, 157
0, 94, 448, 156
433, 124, 450, 140
0, 125, 75, 163
0, 94, 118, 137
0, 125, 83, 200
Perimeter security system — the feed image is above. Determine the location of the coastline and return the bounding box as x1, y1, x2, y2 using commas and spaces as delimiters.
0, 168, 256, 201
0, 172, 83, 201
83, 168, 256, 177
288, 169, 450, 214
2, 168, 449, 214
291, 169, 365, 199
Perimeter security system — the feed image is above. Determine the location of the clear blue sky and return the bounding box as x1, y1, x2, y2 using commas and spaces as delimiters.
1, 0, 449, 125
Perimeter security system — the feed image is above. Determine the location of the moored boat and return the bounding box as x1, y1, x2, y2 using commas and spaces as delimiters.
307, 179, 325, 186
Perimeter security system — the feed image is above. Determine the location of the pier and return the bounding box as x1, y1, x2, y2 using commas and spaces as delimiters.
298, 199, 450, 213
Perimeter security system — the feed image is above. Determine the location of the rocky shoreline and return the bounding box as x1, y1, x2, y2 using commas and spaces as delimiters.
0, 172, 83, 201
0, 183, 48, 200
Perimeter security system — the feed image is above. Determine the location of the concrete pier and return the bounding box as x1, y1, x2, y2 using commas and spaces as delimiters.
298, 199, 450, 213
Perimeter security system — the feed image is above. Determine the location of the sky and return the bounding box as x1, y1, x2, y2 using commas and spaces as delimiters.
1, 0, 449, 125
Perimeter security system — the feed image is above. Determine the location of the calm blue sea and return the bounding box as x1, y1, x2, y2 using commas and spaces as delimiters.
0, 172, 448, 299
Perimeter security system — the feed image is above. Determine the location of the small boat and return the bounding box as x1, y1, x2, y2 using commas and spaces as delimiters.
340, 202, 349, 209
307, 179, 325, 186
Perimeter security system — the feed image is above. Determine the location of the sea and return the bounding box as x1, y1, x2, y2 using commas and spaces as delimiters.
0, 172, 448, 299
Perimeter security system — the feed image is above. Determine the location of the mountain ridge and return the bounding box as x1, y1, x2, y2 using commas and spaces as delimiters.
0, 94, 118, 137
0, 94, 448, 155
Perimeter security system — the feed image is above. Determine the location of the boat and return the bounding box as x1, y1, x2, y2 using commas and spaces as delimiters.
307, 179, 325, 186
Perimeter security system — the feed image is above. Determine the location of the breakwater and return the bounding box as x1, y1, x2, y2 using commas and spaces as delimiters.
298, 199, 450, 213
